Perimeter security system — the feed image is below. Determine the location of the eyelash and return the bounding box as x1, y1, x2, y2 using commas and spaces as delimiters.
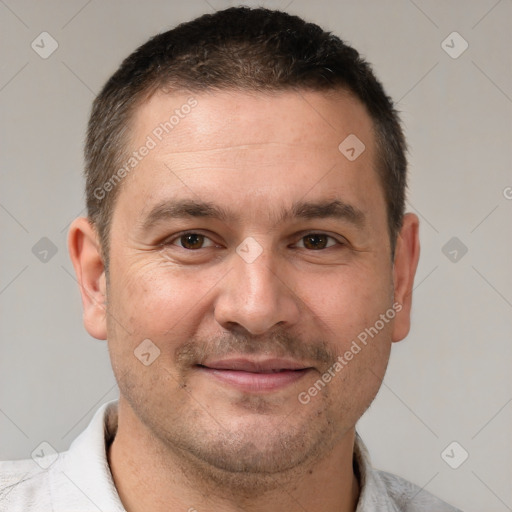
164, 231, 345, 251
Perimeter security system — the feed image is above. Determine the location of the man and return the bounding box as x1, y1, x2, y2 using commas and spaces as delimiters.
0, 6, 462, 511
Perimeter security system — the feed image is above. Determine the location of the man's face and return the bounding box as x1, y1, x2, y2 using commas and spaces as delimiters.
103, 89, 402, 475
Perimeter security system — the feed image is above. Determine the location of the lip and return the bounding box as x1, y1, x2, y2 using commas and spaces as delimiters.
197, 358, 312, 392
202, 357, 308, 372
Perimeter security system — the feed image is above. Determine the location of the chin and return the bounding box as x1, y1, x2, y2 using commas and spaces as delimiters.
177, 410, 336, 475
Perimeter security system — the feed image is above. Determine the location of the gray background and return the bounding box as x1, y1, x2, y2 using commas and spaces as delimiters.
1, 0, 511, 510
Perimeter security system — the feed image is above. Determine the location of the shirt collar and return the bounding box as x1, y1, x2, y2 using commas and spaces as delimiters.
51, 400, 125, 512
353, 431, 401, 511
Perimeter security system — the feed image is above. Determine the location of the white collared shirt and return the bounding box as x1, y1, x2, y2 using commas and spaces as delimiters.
0, 400, 461, 511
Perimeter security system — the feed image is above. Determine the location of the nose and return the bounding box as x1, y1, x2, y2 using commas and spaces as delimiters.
214, 248, 301, 336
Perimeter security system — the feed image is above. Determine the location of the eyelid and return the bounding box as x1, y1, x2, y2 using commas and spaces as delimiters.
163, 231, 218, 249
292, 232, 347, 248
160, 230, 347, 250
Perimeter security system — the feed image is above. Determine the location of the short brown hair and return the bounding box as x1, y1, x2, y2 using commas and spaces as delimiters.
85, 6, 407, 265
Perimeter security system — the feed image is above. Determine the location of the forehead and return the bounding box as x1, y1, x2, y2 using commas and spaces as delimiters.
130, 88, 375, 156
114, 88, 384, 230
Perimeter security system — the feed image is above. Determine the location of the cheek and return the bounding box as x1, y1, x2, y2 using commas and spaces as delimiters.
321, 312, 392, 421
301, 264, 393, 340
107, 258, 214, 344
105, 264, 197, 391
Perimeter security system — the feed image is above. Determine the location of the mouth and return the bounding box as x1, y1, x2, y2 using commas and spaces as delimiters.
196, 358, 313, 392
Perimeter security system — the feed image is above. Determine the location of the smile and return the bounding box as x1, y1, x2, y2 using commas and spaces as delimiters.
196, 358, 313, 392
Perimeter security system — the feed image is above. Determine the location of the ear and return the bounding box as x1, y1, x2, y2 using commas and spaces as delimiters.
68, 217, 107, 340
391, 212, 420, 343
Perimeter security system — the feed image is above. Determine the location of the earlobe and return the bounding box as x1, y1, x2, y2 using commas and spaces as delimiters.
391, 213, 420, 343
68, 217, 108, 340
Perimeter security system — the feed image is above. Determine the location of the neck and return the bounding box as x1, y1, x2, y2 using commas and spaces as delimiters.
107, 400, 360, 512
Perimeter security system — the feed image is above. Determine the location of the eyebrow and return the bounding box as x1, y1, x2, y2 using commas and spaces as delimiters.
140, 198, 366, 232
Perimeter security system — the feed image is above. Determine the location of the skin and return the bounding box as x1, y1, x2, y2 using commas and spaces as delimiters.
69, 89, 420, 512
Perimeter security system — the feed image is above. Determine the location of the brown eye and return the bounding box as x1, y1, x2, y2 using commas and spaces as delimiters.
298, 234, 337, 250
177, 233, 206, 250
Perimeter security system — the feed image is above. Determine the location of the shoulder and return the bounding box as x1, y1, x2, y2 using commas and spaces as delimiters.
354, 432, 462, 512
0, 401, 123, 512
0, 457, 54, 511
374, 469, 462, 512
